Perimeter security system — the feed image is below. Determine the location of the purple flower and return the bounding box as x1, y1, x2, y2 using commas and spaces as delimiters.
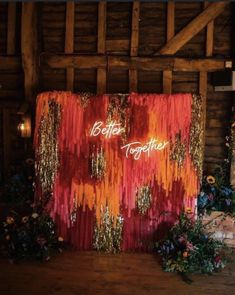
178, 235, 187, 244
225, 199, 232, 206
208, 193, 214, 201
36, 236, 47, 246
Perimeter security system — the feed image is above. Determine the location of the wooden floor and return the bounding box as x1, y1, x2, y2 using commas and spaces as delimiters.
0, 251, 235, 295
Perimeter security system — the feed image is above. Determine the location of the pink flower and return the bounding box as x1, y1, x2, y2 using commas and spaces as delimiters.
214, 255, 221, 264
186, 242, 194, 251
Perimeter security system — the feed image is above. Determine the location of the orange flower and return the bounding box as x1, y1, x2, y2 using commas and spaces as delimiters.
185, 208, 192, 214
206, 175, 215, 185
6, 216, 14, 225
183, 251, 189, 258
58, 237, 64, 242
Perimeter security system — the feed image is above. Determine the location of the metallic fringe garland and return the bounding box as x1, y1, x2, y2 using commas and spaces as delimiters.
36, 99, 61, 193
70, 193, 78, 225
190, 94, 204, 180
90, 146, 106, 180
136, 185, 152, 214
78, 92, 93, 108
106, 94, 130, 140
93, 207, 124, 253
170, 133, 186, 167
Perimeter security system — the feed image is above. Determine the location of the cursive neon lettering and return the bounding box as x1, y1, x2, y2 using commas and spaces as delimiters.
90, 121, 124, 138
121, 138, 168, 160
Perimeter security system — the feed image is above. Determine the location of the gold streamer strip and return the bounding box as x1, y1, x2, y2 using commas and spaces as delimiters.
93, 207, 124, 253
78, 92, 94, 108
36, 99, 62, 194
106, 94, 130, 140
90, 146, 106, 180
70, 192, 78, 225
136, 185, 152, 215
170, 133, 186, 167
190, 94, 203, 180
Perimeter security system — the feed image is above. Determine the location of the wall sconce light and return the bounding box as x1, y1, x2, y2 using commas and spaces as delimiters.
18, 115, 31, 138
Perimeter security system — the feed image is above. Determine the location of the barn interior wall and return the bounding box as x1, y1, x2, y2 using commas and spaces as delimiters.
0, 2, 233, 182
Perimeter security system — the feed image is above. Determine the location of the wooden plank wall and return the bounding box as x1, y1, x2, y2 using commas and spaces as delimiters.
0, 1, 233, 176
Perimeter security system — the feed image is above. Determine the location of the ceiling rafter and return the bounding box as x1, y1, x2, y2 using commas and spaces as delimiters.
156, 2, 228, 55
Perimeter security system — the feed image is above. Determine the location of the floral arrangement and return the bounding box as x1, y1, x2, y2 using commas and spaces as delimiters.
0, 202, 64, 262
156, 210, 228, 274
198, 166, 235, 215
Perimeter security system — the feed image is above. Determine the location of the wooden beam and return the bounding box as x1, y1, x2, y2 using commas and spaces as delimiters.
108, 56, 227, 72
97, 1, 107, 94
42, 54, 228, 72
163, 71, 173, 94
7, 3, 16, 55
0, 56, 21, 70
200, 2, 214, 167
130, 1, 140, 57
205, 2, 214, 57
199, 72, 207, 107
3, 109, 11, 181
157, 2, 228, 55
129, 1, 140, 92
42, 54, 106, 69
163, 2, 174, 94
65, 2, 75, 91
166, 2, 175, 42
21, 2, 39, 103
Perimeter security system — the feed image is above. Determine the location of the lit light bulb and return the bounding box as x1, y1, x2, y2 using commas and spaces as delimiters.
19, 122, 25, 131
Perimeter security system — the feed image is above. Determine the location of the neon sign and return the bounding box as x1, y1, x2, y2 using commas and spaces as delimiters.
121, 138, 168, 160
90, 121, 124, 138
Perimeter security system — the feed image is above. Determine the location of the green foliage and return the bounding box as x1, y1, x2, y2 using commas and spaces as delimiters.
156, 212, 228, 274
0, 204, 64, 262
198, 166, 235, 215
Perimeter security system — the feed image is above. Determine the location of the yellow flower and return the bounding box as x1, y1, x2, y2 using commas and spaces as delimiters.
22, 216, 29, 223
6, 235, 10, 241
206, 175, 216, 185
6, 216, 14, 225
31, 213, 39, 219
58, 237, 64, 242
185, 208, 192, 214
183, 251, 189, 258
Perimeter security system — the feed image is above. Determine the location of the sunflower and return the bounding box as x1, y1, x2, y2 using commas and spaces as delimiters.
206, 175, 216, 185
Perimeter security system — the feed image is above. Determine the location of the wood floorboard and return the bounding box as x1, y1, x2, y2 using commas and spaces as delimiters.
0, 251, 235, 295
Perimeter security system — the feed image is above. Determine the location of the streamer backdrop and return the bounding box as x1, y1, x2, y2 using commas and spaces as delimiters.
34, 92, 203, 251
